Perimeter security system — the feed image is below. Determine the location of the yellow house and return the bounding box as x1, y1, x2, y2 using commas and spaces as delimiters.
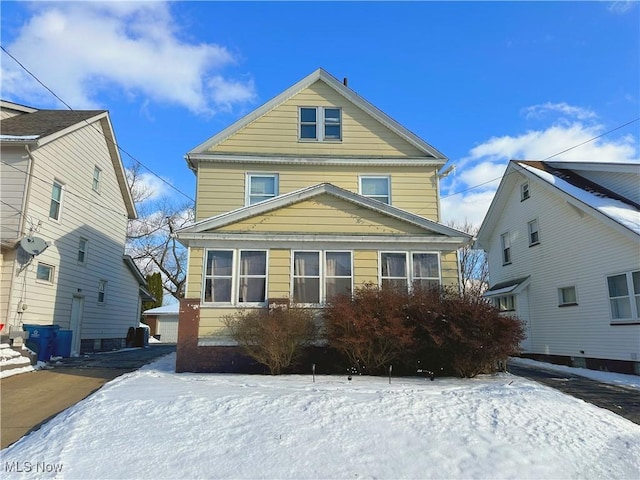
175, 68, 471, 372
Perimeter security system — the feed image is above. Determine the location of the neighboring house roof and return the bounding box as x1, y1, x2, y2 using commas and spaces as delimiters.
483, 276, 530, 297
0, 101, 136, 219
178, 182, 472, 243
123, 255, 155, 302
142, 304, 179, 316
477, 160, 640, 248
186, 68, 447, 169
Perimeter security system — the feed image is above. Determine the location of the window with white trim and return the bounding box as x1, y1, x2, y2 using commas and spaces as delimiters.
78, 237, 88, 265
92, 166, 101, 192
203, 250, 268, 305
528, 219, 540, 246
292, 251, 352, 304
501, 232, 511, 265
360, 176, 391, 204
558, 286, 577, 306
246, 173, 278, 205
607, 270, 640, 321
98, 280, 107, 304
49, 181, 63, 220
493, 295, 515, 312
36, 263, 54, 283
380, 252, 441, 290
521, 182, 530, 201
299, 107, 342, 141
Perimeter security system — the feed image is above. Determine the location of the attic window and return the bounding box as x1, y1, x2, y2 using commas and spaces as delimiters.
299, 107, 341, 141
521, 182, 530, 201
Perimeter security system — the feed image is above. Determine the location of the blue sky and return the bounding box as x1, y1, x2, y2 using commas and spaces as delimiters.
2, 1, 638, 227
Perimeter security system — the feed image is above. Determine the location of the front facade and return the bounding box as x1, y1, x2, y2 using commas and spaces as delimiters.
0, 100, 147, 355
477, 160, 640, 374
176, 69, 471, 372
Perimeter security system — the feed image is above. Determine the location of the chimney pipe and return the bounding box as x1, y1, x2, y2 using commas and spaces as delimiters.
343, 77, 348, 87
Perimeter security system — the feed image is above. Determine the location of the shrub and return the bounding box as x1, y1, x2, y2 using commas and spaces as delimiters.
324, 283, 416, 374
223, 306, 317, 375
408, 286, 525, 378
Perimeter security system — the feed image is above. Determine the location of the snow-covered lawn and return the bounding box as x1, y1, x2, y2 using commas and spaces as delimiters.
2, 353, 639, 479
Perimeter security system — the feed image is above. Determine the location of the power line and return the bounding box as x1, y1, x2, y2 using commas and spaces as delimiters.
440, 117, 640, 200
0, 44, 195, 203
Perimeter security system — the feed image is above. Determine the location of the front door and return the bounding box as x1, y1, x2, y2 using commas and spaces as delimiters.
70, 296, 84, 355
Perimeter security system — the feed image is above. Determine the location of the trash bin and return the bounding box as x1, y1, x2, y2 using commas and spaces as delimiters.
53, 329, 73, 358
134, 327, 149, 347
22, 324, 59, 362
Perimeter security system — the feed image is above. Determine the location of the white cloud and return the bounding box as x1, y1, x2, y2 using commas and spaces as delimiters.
608, 1, 636, 14
1, 2, 255, 114
521, 102, 597, 121
127, 168, 170, 203
442, 108, 639, 227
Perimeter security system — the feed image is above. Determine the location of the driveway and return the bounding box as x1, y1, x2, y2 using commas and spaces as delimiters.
507, 361, 640, 425
1, 344, 175, 449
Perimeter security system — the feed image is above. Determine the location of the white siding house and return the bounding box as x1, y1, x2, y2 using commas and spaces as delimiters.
0, 100, 151, 355
476, 160, 640, 374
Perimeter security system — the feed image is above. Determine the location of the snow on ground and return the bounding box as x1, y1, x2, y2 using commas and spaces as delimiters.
2, 353, 639, 479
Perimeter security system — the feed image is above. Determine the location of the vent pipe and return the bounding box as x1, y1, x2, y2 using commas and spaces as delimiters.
343, 77, 348, 87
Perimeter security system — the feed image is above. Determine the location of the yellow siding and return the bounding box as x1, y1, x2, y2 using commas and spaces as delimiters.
186, 248, 204, 298
267, 249, 290, 298
354, 250, 378, 285
196, 162, 439, 220
198, 308, 237, 338
210, 81, 425, 158
440, 250, 460, 287
216, 194, 432, 235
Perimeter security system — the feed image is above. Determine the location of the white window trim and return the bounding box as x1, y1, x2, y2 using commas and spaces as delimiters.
501, 232, 511, 265
36, 262, 55, 284
245, 173, 279, 206
359, 175, 391, 204
78, 237, 88, 265
49, 180, 64, 222
494, 294, 516, 312
606, 270, 640, 323
379, 251, 442, 290
528, 219, 540, 246
558, 285, 578, 307
98, 280, 107, 305
521, 182, 530, 201
290, 250, 353, 306
298, 106, 342, 142
92, 166, 102, 193
202, 249, 269, 306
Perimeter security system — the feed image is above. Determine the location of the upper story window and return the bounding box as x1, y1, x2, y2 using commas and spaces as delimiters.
360, 176, 391, 204
528, 219, 540, 246
246, 173, 278, 205
98, 280, 107, 304
49, 181, 63, 221
78, 237, 88, 265
607, 270, 640, 322
521, 182, 530, 201
92, 166, 101, 192
501, 232, 511, 265
299, 107, 342, 141
36, 263, 54, 283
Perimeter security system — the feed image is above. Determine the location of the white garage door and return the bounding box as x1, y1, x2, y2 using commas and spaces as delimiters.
157, 315, 179, 343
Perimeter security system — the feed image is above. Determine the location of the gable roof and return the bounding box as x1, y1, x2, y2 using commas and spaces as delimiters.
477, 160, 640, 247
0, 101, 136, 219
186, 68, 446, 168
178, 182, 471, 242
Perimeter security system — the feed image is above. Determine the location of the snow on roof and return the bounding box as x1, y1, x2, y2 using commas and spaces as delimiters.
142, 303, 179, 315
520, 163, 640, 235
0, 134, 39, 141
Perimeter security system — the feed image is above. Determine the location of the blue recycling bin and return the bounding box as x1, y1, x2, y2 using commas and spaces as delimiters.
53, 329, 73, 358
23, 324, 59, 362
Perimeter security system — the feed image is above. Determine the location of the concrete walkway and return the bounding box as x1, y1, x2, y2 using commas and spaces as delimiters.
1, 344, 175, 449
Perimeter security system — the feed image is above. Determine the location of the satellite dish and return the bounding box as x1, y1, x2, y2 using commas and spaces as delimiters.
19, 236, 49, 256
